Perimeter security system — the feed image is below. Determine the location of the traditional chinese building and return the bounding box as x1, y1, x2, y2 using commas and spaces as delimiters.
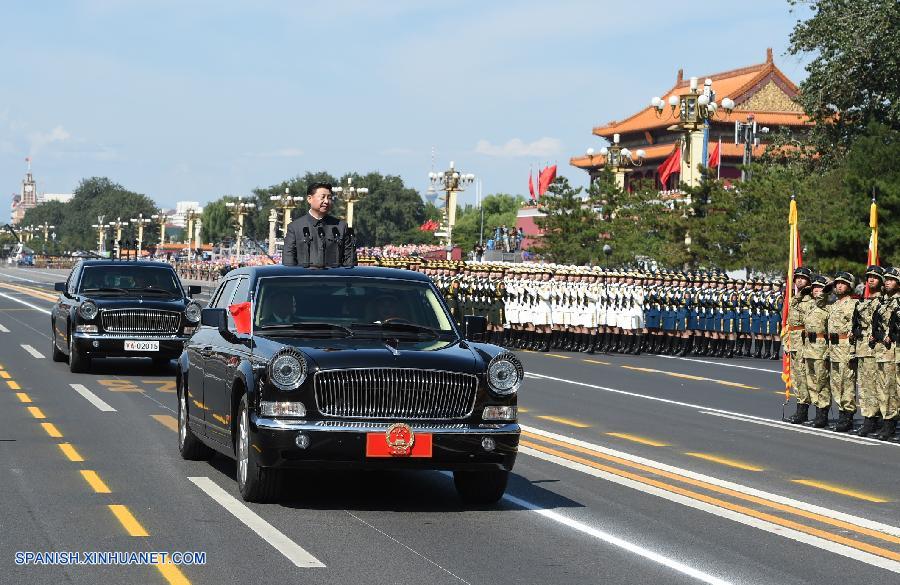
10, 159, 38, 225
569, 48, 812, 190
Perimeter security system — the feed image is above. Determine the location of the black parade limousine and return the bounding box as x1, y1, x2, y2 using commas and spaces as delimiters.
176, 265, 522, 504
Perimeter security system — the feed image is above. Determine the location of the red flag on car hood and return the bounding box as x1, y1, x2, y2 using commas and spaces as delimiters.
229, 302, 252, 334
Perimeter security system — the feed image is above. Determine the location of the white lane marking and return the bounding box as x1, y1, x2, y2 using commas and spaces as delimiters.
188, 476, 325, 568
0, 323, 9, 333
525, 372, 891, 446
8, 267, 64, 279
505, 490, 735, 585
657, 354, 780, 374
699, 411, 879, 446
519, 446, 900, 574
0, 272, 42, 283
70, 383, 116, 412
0, 291, 52, 314
521, 425, 900, 538
21, 344, 45, 359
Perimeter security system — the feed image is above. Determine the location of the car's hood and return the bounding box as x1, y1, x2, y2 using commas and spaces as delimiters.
254, 335, 480, 373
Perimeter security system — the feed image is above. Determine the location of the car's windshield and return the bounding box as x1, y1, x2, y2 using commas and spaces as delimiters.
254, 277, 455, 336
79, 265, 182, 296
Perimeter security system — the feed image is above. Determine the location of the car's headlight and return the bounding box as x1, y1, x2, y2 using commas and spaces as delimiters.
184, 301, 202, 323
487, 352, 523, 396
79, 301, 98, 321
268, 349, 308, 391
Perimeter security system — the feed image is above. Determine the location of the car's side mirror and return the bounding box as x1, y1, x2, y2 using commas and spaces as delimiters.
188, 285, 202, 297
463, 315, 487, 341
200, 307, 228, 334
54, 282, 66, 292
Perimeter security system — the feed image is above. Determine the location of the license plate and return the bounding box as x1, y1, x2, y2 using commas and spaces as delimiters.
365, 433, 432, 458
124, 340, 159, 352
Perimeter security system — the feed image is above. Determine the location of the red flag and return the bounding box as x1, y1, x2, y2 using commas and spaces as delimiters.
229, 302, 252, 334
658, 147, 681, 187
538, 165, 557, 195
528, 169, 536, 200
707, 140, 721, 168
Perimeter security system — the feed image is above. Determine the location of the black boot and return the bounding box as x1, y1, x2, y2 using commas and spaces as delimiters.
787, 403, 809, 424
632, 333, 643, 355
833, 410, 854, 432
806, 406, 829, 428
742, 337, 752, 357
678, 337, 690, 357
753, 339, 763, 359
586, 334, 597, 354
761, 339, 771, 360
855, 416, 877, 437
696, 337, 707, 356
726, 339, 735, 358
717, 339, 727, 358
876, 418, 897, 441
770, 340, 781, 360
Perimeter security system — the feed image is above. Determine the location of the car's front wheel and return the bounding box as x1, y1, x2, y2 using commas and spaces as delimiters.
453, 469, 509, 505
236, 395, 281, 503
51, 330, 66, 363
178, 382, 212, 461
68, 332, 89, 373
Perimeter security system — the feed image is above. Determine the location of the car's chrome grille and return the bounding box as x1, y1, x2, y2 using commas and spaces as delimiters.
101, 309, 181, 334
314, 369, 478, 419
312, 420, 468, 430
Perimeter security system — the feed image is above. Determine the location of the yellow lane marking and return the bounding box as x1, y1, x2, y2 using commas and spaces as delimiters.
517, 407, 530, 413
27, 406, 45, 419
545, 353, 572, 360
582, 358, 611, 365
98, 379, 142, 392
522, 431, 900, 547
684, 452, 765, 472
156, 561, 191, 585
621, 365, 657, 373
15, 392, 31, 403
716, 380, 759, 389
606, 432, 670, 447
0, 282, 59, 301
58, 443, 84, 462
535, 415, 590, 428
108, 505, 149, 537
211, 413, 228, 425
8, 380, 21, 389
41, 422, 63, 438
151, 414, 178, 433
792, 479, 890, 503
667, 372, 707, 381
142, 380, 177, 393
619, 365, 760, 390
0, 371, 10, 379
80, 470, 111, 493
521, 437, 900, 560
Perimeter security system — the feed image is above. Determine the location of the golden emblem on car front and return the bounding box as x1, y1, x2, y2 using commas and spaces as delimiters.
385, 423, 415, 456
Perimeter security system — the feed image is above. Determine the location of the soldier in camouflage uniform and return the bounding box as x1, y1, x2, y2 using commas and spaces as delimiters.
876, 267, 900, 440
786, 267, 814, 424
853, 265, 884, 437
802, 275, 831, 428
826, 272, 858, 432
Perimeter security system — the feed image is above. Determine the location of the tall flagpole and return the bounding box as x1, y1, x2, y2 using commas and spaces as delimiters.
782, 193, 798, 401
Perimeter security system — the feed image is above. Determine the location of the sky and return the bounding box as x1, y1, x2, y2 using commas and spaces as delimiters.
1, 0, 813, 210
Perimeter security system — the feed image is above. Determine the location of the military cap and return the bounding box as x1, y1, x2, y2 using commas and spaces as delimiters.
793, 266, 813, 279
884, 267, 900, 282
865, 265, 885, 281
811, 274, 828, 287
833, 271, 856, 286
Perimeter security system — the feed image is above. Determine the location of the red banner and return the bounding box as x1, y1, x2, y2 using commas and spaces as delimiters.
229, 302, 252, 334
658, 146, 681, 187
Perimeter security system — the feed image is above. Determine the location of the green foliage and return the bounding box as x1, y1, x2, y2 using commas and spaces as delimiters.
451, 193, 524, 252
534, 176, 605, 265
352, 173, 427, 247
788, 0, 900, 152
248, 171, 338, 239
201, 198, 238, 244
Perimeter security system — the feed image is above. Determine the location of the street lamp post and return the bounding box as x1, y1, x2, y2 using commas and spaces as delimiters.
332, 178, 368, 229
131, 213, 152, 258
269, 188, 303, 255
151, 212, 170, 252
428, 161, 475, 260
734, 114, 769, 181
650, 76, 735, 188
225, 198, 256, 260
586, 134, 646, 190
108, 217, 129, 259
91, 215, 107, 256
267, 209, 279, 256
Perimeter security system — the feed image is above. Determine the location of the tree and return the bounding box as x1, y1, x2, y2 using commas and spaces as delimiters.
201, 198, 237, 244
451, 193, 524, 252
788, 0, 900, 151
59, 177, 158, 252
534, 176, 605, 265
248, 171, 337, 239
349, 173, 427, 247
20, 201, 68, 252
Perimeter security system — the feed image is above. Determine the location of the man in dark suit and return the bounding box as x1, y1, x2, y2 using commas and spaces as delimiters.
282, 182, 357, 267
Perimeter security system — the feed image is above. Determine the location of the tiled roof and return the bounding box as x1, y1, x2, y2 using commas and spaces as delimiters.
570, 142, 768, 169
592, 59, 810, 137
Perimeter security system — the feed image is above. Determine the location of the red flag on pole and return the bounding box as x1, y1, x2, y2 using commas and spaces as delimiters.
707, 140, 721, 168
229, 302, 252, 334
528, 169, 536, 200
657, 146, 681, 187
781, 197, 802, 400
538, 165, 557, 195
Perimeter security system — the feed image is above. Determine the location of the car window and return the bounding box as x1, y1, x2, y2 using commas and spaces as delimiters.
67, 264, 82, 295
213, 279, 240, 330
232, 277, 250, 304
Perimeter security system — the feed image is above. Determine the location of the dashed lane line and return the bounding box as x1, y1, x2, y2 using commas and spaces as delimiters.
151, 414, 178, 432
683, 452, 765, 472
58, 443, 85, 462
534, 415, 591, 428
0, 323, 9, 332
40, 422, 62, 438
80, 470, 111, 494
606, 433, 670, 447
188, 476, 325, 568
0, 291, 51, 314
582, 358, 611, 365
108, 504, 149, 537
15, 392, 31, 403
503, 494, 734, 585
792, 479, 891, 504
70, 383, 117, 412
658, 354, 781, 374
7, 380, 21, 389
545, 353, 572, 360
526, 372, 895, 447
0, 371, 9, 379
21, 344, 45, 359
27, 406, 45, 419
619, 364, 761, 390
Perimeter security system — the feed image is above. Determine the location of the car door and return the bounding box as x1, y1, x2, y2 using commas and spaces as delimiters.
56, 264, 81, 352
185, 278, 236, 436
202, 277, 243, 444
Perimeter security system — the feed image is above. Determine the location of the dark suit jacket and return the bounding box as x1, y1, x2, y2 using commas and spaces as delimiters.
282, 213, 356, 267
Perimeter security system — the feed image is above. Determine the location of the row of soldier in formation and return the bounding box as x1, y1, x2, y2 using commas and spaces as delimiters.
359, 257, 785, 360
784, 265, 900, 442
